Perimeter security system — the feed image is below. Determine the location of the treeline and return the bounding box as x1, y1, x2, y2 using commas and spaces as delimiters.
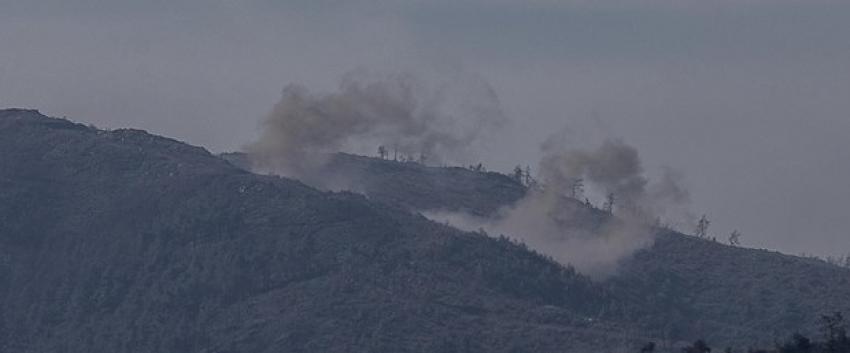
638, 312, 850, 353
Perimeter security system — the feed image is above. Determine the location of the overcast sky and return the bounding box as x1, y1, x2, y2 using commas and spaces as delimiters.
2, 0, 849, 257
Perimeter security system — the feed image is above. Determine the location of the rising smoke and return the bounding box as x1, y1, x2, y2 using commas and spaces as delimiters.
427, 136, 692, 278
539, 136, 691, 221
539, 137, 647, 207
247, 70, 691, 278
246, 70, 506, 179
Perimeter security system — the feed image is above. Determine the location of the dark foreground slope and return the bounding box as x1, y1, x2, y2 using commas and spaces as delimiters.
224, 147, 850, 349
0, 109, 652, 353
612, 233, 850, 348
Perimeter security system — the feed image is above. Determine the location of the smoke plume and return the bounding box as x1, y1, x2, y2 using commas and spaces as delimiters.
540, 138, 647, 206
246, 71, 506, 178
427, 137, 692, 279
539, 136, 690, 220
247, 69, 691, 277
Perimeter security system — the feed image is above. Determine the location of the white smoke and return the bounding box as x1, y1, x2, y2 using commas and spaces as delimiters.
426, 137, 692, 279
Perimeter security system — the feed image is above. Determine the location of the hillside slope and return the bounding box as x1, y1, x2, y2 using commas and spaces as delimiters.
4, 109, 850, 352
0, 109, 653, 353
612, 233, 850, 348
225, 144, 850, 349
221, 152, 527, 217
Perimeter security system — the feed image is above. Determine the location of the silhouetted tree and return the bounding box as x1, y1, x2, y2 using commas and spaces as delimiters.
513, 165, 524, 183
640, 341, 656, 353
696, 214, 710, 238
378, 145, 387, 159
729, 230, 742, 246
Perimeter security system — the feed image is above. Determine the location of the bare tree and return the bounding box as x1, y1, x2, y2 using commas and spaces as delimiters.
696, 214, 710, 238
570, 178, 584, 199
377, 145, 387, 159
512, 165, 524, 183
728, 230, 741, 246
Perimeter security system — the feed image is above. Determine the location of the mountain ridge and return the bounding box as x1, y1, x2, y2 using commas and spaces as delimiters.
3, 109, 850, 352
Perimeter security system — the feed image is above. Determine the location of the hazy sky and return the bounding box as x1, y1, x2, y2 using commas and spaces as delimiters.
2, 0, 849, 257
